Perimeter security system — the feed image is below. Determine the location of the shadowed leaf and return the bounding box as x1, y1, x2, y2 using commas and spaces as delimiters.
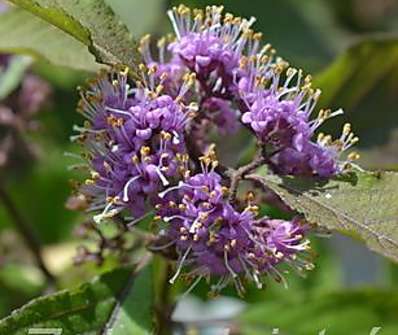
315, 37, 398, 109
240, 289, 398, 335
314, 37, 398, 159
248, 171, 398, 263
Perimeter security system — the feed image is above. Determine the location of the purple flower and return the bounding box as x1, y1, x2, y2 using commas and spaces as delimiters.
75, 67, 197, 222
139, 35, 186, 98
238, 58, 359, 177
167, 5, 260, 98
269, 124, 359, 177
154, 152, 312, 293
70, 4, 361, 293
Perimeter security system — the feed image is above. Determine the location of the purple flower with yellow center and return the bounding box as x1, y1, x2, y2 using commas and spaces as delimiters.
238, 55, 359, 177
139, 34, 186, 98
74, 66, 197, 222
167, 5, 261, 98
70, 4, 361, 294
154, 151, 312, 294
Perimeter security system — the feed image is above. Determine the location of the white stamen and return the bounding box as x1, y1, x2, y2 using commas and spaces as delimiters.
122, 176, 141, 202
170, 246, 192, 284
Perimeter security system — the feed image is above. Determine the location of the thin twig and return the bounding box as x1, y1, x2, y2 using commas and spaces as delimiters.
228, 152, 267, 203
0, 182, 55, 284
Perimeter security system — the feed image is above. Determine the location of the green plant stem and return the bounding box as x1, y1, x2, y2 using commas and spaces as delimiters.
154, 257, 173, 335
0, 182, 55, 285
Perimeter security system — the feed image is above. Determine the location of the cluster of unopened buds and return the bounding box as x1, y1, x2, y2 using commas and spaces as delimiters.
71, 5, 359, 295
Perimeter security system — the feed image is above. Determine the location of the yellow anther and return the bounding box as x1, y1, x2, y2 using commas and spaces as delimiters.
317, 132, 325, 141
201, 186, 210, 193
148, 64, 158, 75
199, 212, 209, 220
138, 63, 146, 72
161, 131, 172, 141
246, 191, 255, 202
131, 155, 140, 164
343, 123, 351, 135
140, 34, 151, 46
90, 171, 100, 179
348, 152, 360, 161
120, 66, 129, 76
253, 32, 263, 41
323, 135, 332, 144
156, 84, 164, 95
85, 179, 95, 185
140, 146, 151, 156
304, 74, 312, 84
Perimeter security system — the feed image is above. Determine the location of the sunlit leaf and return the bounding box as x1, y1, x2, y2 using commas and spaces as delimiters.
0, 8, 101, 72
9, 0, 140, 69
0, 265, 154, 335
102, 263, 153, 335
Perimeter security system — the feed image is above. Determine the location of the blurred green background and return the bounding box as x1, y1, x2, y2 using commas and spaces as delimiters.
1, 0, 398, 333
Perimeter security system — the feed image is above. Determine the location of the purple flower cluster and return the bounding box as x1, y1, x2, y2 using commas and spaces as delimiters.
75, 67, 197, 222
238, 61, 359, 177
74, 5, 359, 292
155, 152, 311, 292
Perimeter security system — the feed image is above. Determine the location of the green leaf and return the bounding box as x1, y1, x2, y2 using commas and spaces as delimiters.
247, 171, 398, 263
314, 37, 398, 167
9, 0, 140, 68
0, 8, 101, 72
0, 56, 32, 99
103, 263, 153, 335
239, 289, 398, 335
0, 265, 154, 335
315, 37, 398, 109
106, 0, 165, 38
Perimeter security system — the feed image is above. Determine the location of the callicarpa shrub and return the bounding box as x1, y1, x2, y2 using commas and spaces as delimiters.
71, 5, 359, 295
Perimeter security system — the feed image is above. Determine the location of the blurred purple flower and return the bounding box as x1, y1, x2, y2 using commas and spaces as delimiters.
0, 58, 51, 168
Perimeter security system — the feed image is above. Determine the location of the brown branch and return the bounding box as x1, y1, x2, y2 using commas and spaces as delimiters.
0, 182, 55, 284
228, 152, 267, 203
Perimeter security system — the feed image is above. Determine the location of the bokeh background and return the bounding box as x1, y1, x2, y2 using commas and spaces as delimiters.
1, 0, 398, 334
